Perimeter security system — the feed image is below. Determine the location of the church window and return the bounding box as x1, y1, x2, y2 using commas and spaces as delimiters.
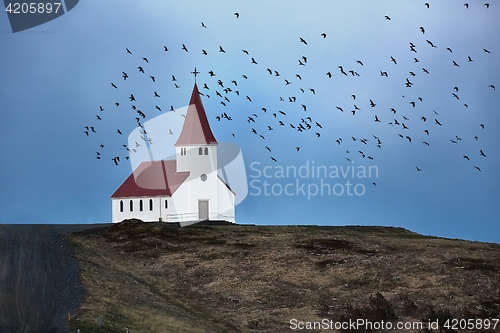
149, 199, 153, 211
130, 200, 133, 212
165, 200, 168, 209
120, 200, 123, 212
139, 199, 143, 211
180, 148, 183, 156
204, 147, 208, 155
199, 147, 203, 155
183, 148, 186, 155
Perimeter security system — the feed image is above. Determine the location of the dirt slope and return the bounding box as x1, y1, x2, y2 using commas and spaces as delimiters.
68, 221, 500, 333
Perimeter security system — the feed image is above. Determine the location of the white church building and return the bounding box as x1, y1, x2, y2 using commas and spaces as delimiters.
111, 83, 236, 224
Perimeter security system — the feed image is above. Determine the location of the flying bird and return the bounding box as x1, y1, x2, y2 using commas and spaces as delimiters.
299, 37, 307, 45
182, 44, 188, 52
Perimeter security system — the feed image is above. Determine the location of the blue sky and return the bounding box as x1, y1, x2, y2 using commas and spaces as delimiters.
0, 1, 498, 243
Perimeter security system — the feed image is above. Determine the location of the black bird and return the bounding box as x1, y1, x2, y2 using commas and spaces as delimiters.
182, 44, 188, 52
142, 57, 148, 63
299, 37, 307, 44
385, 15, 391, 20
426, 40, 436, 48
111, 83, 117, 89
219, 46, 226, 53
468, 56, 473, 62
154, 91, 160, 97
138, 66, 144, 73
356, 60, 363, 66
463, 155, 470, 160
242, 49, 249, 55
156, 105, 162, 111
129, 94, 135, 101
122, 72, 128, 80
84, 131, 89, 136
390, 56, 397, 64
484, 3, 489, 8
480, 150, 487, 157
117, 129, 122, 135
202, 49, 207, 55
309, 88, 315, 95
321, 33, 327, 38
374, 115, 381, 122
234, 12, 239, 18
435, 119, 442, 126
447, 47, 453, 53
464, 3, 469, 8
201, 22, 207, 28
91, 127, 96, 133
99, 106, 104, 111
126, 48, 132, 54
416, 167, 422, 171
452, 60, 460, 67
474, 166, 481, 172
150, 75, 155, 82
369, 99, 376, 107
251, 57, 257, 64
164, 46, 169, 51
425, 2, 429, 8
484, 48, 491, 53
209, 70, 216, 77
480, 123, 485, 129
422, 68, 429, 74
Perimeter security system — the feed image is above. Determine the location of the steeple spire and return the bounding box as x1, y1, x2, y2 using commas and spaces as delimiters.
174, 83, 218, 146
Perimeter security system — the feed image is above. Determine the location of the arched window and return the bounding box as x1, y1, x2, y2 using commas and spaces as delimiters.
183, 148, 186, 155
149, 199, 153, 211
120, 200, 123, 212
139, 199, 143, 211
204, 147, 208, 155
165, 200, 168, 209
199, 147, 203, 155
130, 200, 133, 212
180, 148, 183, 156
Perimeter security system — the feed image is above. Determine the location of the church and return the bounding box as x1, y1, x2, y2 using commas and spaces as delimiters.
110, 83, 236, 224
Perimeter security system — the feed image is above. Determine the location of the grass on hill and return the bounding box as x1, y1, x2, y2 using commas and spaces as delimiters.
66, 220, 500, 333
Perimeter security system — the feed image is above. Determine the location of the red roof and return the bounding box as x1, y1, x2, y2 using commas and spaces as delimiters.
111, 160, 189, 198
175, 83, 218, 146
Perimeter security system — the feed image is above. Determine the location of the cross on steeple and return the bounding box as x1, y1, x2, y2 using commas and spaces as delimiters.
191, 67, 200, 83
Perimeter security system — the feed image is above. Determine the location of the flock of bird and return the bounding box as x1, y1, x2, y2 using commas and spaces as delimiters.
85, 2, 495, 179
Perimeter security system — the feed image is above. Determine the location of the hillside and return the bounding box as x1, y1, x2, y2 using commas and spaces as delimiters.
67, 220, 500, 333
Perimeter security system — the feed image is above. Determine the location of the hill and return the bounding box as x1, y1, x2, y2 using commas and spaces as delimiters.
67, 220, 500, 333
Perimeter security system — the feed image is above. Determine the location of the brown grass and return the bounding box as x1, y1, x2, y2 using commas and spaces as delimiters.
66, 220, 500, 332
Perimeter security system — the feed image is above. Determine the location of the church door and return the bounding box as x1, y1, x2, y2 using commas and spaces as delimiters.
198, 200, 209, 220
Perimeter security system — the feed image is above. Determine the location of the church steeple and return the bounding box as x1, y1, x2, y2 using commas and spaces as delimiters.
174, 83, 218, 146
